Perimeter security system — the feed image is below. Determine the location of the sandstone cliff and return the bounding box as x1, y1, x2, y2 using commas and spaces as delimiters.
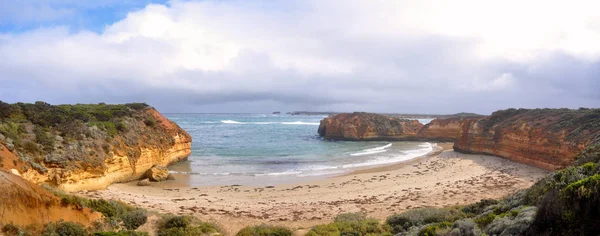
416, 117, 473, 142
454, 108, 600, 170
0, 101, 191, 191
0, 170, 102, 227
318, 112, 424, 141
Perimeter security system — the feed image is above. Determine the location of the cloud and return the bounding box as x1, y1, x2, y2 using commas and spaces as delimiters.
0, 0, 598, 114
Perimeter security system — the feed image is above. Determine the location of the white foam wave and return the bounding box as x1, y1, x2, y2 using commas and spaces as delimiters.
350, 149, 388, 156
349, 143, 392, 156
169, 171, 231, 176
281, 121, 320, 125
254, 171, 303, 176
221, 120, 244, 124
344, 142, 433, 168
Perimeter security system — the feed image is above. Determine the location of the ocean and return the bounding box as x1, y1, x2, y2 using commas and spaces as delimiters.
164, 113, 435, 186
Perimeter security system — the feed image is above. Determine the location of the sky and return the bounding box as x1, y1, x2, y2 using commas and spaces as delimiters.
0, 0, 598, 114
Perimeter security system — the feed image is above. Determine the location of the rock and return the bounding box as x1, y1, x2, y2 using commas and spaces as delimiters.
0, 144, 3, 151
0, 133, 5, 141
137, 178, 151, 186
318, 112, 424, 141
167, 173, 175, 180
5, 142, 14, 151
10, 169, 21, 176
145, 165, 170, 182
454, 108, 600, 170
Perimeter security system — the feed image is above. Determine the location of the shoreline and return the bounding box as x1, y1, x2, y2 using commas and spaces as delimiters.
78, 143, 549, 235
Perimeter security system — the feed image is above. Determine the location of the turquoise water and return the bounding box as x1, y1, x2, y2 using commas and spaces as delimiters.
164, 114, 435, 186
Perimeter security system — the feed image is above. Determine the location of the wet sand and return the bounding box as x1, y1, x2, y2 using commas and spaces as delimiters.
77, 143, 548, 235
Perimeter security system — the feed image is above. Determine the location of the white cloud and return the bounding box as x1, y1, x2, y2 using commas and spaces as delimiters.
0, 0, 598, 113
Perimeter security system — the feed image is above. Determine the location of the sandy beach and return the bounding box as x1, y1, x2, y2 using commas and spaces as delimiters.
77, 143, 548, 235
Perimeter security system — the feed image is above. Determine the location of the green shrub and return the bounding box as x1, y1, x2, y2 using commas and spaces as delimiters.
1, 223, 29, 236
386, 207, 466, 234
164, 216, 191, 229
306, 219, 391, 236
417, 222, 452, 236
122, 209, 148, 230
461, 199, 499, 215
42, 221, 88, 236
236, 225, 292, 236
22, 141, 39, 153
87, 199, 131, 218
157, 215, 220, 236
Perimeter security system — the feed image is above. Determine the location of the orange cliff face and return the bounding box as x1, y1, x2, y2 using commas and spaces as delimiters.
0, 103, 192, 191
0, 170, 102, 227
454, 108, 600, 170
416, 117, 477, 142
318, 112, 424, 141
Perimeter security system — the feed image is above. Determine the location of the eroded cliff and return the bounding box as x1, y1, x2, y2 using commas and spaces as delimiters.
454, 108, 600, 170
318, 112, 424, 141
0, 170, 102, 227
0, 101, 191, 191
416, 117, 473, 142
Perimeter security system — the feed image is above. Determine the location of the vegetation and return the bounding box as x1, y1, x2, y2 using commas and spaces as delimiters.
236, 225, 292, 236
42, 221, 88, 236
2, 223, 30, 236
386, 207, 466, 234
157, 215, 221, 236
44, 185, 148, 232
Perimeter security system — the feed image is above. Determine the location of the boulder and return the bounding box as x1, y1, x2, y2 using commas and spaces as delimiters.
137, 178, 151, 186
145, 165, 170, 182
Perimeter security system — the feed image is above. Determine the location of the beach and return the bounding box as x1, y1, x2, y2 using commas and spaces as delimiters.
77, 143, 548, 235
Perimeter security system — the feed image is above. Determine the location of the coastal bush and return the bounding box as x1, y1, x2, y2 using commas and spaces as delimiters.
157, 215, 220, 236
417, 222, 452, 236
87, 199, 131, 218
236, 225, 292, 236
42, 221, 88, 236
386, 207, 466, 234
122, 209, 148, 230
305, 218, 391, 236
461, 199, 499, 216
1, 223, 29, 236
448, 219, 482, 236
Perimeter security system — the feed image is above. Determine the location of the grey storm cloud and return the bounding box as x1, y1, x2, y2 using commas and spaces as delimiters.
0, 0, 598, 114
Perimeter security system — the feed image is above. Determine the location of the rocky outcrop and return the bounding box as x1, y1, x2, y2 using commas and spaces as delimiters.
454, 108, 600, 170
318, 112, 424, 141
145, 165, 170, 182
0, 102, 191, 191
0, 170, 102, 226
417, 118, 476, 142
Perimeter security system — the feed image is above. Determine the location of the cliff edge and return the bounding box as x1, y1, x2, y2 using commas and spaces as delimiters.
0, 101, 191, 191
318, 108, 600, 170
454, 108, 600, 170
318, 112, 424, 141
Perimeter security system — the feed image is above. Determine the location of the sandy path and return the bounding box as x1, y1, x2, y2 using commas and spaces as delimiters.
78, 144, 548, 235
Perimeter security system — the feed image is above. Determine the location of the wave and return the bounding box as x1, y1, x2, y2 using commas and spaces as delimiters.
220, 120, 320, 125
343, 142, 434, 168
281, 121, 320, 125
221, 120, 244, 124
349, 143, 392, 156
